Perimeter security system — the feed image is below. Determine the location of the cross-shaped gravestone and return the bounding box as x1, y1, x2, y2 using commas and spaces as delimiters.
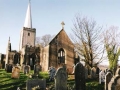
61, 21, 65, 29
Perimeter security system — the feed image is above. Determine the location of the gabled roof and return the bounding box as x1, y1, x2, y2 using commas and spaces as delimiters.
49, 29, 73, 45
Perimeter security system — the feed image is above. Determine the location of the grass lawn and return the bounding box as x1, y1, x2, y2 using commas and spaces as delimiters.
0, 69, 104, 90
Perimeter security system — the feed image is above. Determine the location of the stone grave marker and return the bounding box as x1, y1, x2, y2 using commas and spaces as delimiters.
26, 79, 46, 90
23, 65, 30, 74
88, 68, 92, 78
11, 66, 20, 79
34, 63, 41, 76
0, 63, 2, 69
6, 64, 13, 73
96, 67, 100, 78
99, 70, 105, 84
75, 62, 86, 90
54, 64, 67, 90
48, 66, 56, 81
108, 75, 120, 90
105, 71, 113, 90
91, 67, 96, 79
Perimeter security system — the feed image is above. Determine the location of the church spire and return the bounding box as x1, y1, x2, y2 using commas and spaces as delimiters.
8, 36, 11, 52
24, 0, 32, 28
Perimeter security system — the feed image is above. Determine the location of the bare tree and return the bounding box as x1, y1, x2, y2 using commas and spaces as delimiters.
103, 26, 120, 73
71, 15, 103, 68
36, 34, 54, 47
36, 37, 41, 45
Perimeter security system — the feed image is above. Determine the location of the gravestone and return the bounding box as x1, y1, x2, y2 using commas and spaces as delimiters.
26, 79, 46, 90
23, 65, 30, 74
96, 67, 100, 78
54, 64, 67, 90
108, 68, 120, 90
108, 75, 120, 90
6, 64, 13, 73
88, 68, 92, 78
34, 63, 41, 76
99, 70, 105, 84
75, 62, 86, 90
2, 61, 5, 69
91, 67, 96, 79
0, 63, 2, 69
48, 66, 56, 81
11, 66, 20, 79
105, 71, 113, 90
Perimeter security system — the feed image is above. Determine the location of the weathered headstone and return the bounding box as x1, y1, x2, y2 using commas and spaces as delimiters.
34, 63, 41, 76
2, 61, 5, 69
75, 62, 86, 90
6, 64, 13, 73
26, 79, 46, 90
23, 65, 30, 74
108, 75, 120, 90
54, 64, 67, 90
0, 63, 2, 69
11, 66, 20, 79
108, 68, 120, 90
91, 67, 96, 79
99, 70, 105, 84
105, 71, 113, 90
48, 66, 56, 81
88, 68, 92, 78
96, 67, 100, 78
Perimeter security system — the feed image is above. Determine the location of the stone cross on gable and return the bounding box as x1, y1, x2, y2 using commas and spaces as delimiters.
61, 21, 65, 29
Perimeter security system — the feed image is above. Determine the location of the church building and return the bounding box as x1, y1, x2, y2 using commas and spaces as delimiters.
5, 1, 76, 71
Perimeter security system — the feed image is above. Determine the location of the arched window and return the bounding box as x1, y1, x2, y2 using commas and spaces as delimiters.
58, 48, 65, 64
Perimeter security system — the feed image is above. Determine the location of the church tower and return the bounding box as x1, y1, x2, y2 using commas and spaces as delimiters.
5, 37, 11, 65
19, 0, 36, 51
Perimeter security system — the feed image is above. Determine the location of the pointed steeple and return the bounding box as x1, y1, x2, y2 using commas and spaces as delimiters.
24, 0, 32, 28
8, 36, 11, 52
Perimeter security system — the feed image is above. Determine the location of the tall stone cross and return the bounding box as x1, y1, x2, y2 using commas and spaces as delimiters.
61, 21, 65, 29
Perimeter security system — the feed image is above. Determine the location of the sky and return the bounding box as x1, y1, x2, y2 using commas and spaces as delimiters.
0, 0, 120, 58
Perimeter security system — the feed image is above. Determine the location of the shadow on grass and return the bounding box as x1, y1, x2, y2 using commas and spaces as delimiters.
0, 69, 104, 90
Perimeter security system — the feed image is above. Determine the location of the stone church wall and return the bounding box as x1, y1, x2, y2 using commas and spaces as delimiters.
49, 30, 75, 69
40, 45, 49, 71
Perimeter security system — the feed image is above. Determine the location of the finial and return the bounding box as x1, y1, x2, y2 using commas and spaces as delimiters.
61, 21, 65, 29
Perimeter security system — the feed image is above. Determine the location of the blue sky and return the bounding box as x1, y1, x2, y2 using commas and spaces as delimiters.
0, 0, 120, 54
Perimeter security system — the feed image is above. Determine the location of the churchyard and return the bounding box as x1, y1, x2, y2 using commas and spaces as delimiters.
3, 62, 120, 90
0, 64, 105, 90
